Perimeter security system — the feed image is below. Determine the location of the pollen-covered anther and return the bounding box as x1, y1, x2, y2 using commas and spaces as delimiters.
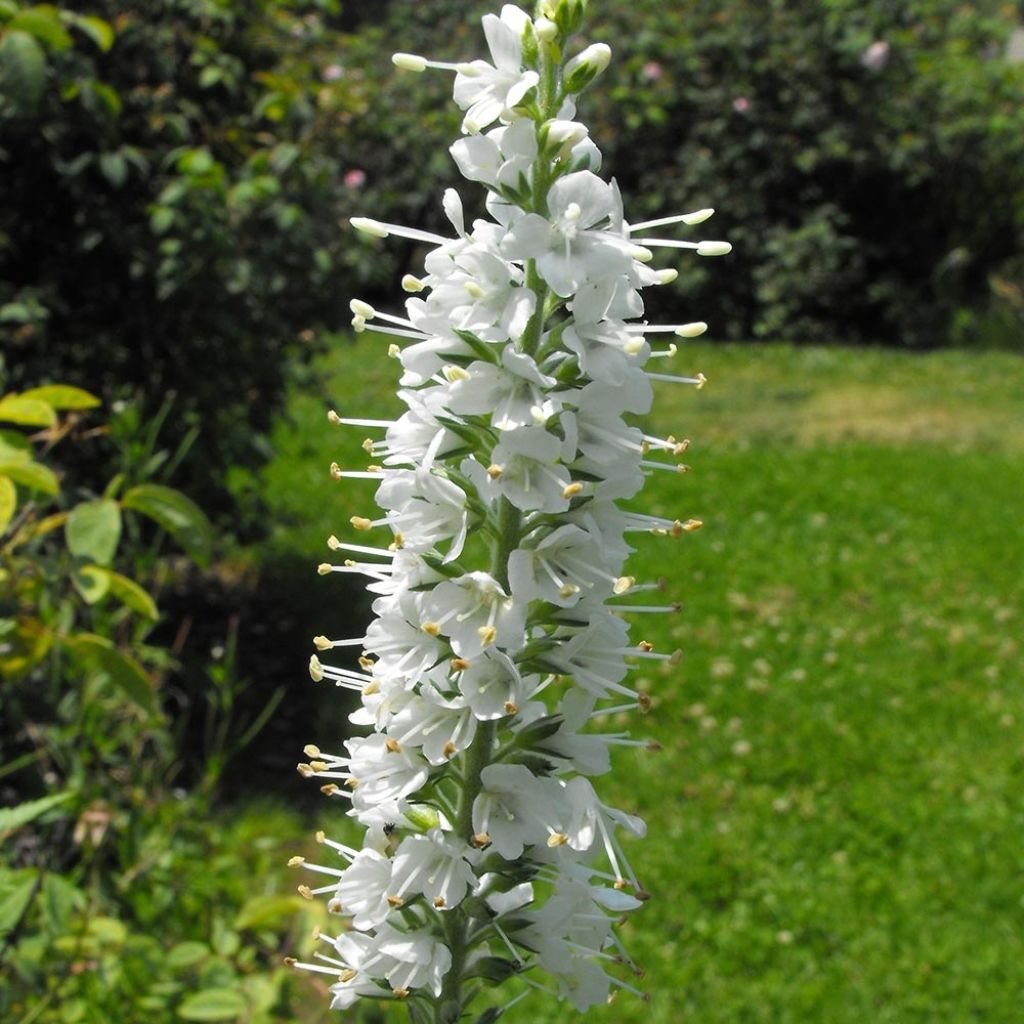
695, 372, 708, 389
613, 877, 626, 890
562, 481, 584, 498
676, 464, 691, 474
386, 895, 405, 908
442, 741, 457, 758
638, 641, 654, 653
401, 274, 424, 292
559, 583, 580, 599
358, 656, 375, 670
638, 693, 652, 713
350, 216, 389, 237
320, 783, 339, 795
669, 649, 683, 666
385, 738, 403, 754
288, 856, 305, 867
313, 635, 332, 651
362, 679, 381, 696
351, 315, 366, 333
317, 563, 332, 576
451, 657, 471, 671
296, 762, 314, 778
486, 463, 503, 480
327, 535, 341, 550
349, 298, 375, 320
327, 898, 343, 913
547, 832, 570, 847
682, 518, 703, 533
309, 760, 328, 773
297, 885, 314, 900
640, 440, 650, 455
327, 409, 341, 424
433, 896, 447, 908
283, 956, 298, 967
443, 364, 471, 383
504, 701, 519, 715
471, 832, 491, 848
388, 343, 401, 359
625, 338, 645, 355
646, 740, 664, 752
340, 968, 358, 983
361, 438, 374, 454
388, 531, 405, 550
330, 462, 342, 480
478, 625, 497, 647
350, 516, 373, 531
613, 575, 635, 595
421, 621, 441, 636
308, 655, 324, 681
303, 743, 321, 758
345, 778, 359, 789
315, 830, 326, 843
673, 440, 691, 455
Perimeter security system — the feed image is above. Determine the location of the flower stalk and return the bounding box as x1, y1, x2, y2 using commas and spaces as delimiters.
288, 2, 729, 1020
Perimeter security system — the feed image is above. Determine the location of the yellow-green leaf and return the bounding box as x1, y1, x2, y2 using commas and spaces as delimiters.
234, 894, 305, 931
66, 633, 158, 714
0, 475, 15, 533
176, 988, 248, 1022
0, 460, 59, 495
0, 793, 72, 842
122, 484, 212, 566
19, 385, 100, 410
106, 570, 158, 619
72, 565, 110, 605
167, 941, 211, 972
0, 395, 56, 427
66, 498, 121, 565
7, 8, 73, 51
69, 14, 114, 52
0, 429, 31, 463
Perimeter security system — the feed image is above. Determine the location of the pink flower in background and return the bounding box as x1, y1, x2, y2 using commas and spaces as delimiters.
732, 96, 750, 114
861, 40, 890, 71
641, 61, 663, 81
322, 63, 344, 81
344, 169, 367, 189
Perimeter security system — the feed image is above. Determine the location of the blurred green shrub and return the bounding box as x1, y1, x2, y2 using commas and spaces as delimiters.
332, 0, 1024, 348
0, 386, 319, 1022
0, 0, 361, 514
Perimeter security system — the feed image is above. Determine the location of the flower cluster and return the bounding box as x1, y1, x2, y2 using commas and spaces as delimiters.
288, 3, 729, 1021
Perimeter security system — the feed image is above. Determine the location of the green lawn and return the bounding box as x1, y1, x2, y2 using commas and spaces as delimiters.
255, 340, 1024, 1023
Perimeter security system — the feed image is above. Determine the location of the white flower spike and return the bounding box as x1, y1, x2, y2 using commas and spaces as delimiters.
291, 3, 730, 1021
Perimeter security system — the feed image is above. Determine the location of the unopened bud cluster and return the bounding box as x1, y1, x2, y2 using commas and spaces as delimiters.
290, 4, 728, 1021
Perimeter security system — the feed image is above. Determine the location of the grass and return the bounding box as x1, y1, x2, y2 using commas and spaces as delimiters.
255, 339, 1024, 1023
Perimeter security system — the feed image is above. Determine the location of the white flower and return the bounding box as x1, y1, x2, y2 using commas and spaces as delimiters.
472, 764, 568, 858
389, 829, 479, 909
334, 848, 394, 929
453, 6, 539, 132
501, 171, 635, 296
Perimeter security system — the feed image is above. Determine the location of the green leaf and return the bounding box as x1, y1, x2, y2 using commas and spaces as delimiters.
234, 894, 305, 931
0, 792, 72, 839
0, 394, 56, 427
122, 484, 212, 566
99, 150, 127, 187
106, 570, 158, 619
0, 474, 15, 533
70, 14, 114, 52
0, 871, 38, 939
0, 29, 47, 114
66, 498, 121, 565
20, 385, 100, 410
176, 988, 248, 1022
0, 430, 31, 462
167, 941, 212, 971
67, 633, 158, 714
8, 8, 73, 51
72, 564, 110, 604
0, 460, 59, 495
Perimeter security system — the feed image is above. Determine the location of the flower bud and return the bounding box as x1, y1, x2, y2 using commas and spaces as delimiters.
563, 42, 611, 93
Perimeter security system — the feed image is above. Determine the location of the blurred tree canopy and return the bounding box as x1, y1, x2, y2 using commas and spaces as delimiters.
1, 0, 1022, 517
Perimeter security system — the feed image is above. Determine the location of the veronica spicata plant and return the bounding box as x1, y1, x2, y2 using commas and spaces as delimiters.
287, 2, 730, 1020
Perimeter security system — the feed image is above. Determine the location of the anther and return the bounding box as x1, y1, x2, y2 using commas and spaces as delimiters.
385, 738, 402, 753
562, 481, 584, 498
486, 464, 503, 479
313, 636, 332, 651
303, 744, 321, 758
297, 885, 313, 900
288, 856, 305, 867
351, 516, 373, 530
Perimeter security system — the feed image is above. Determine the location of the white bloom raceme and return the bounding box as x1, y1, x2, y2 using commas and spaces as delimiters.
289, 4, 730, 1020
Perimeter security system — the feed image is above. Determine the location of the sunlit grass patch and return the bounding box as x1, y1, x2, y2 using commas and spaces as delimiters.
255, 339, 1024, 1023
